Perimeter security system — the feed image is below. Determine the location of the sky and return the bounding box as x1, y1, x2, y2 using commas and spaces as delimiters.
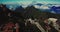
0, 0, 60, 4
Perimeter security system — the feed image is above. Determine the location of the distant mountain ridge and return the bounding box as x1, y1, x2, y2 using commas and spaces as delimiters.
5, 3, 60, 14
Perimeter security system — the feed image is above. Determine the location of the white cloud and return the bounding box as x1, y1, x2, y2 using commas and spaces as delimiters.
34, 5, 51, 10
34, 5, 40, 9
22, 5, 28, 8
40, 5, 50, 9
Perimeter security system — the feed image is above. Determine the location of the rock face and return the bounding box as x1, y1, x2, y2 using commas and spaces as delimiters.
0, 4, 11, 26
0, 4, 60, 32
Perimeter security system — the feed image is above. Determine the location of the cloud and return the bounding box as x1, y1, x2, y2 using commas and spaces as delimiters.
34, 5, 40, 9
40, 5, 50, 9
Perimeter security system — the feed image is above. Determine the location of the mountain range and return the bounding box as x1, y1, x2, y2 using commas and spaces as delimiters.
5, 3, 60, 14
